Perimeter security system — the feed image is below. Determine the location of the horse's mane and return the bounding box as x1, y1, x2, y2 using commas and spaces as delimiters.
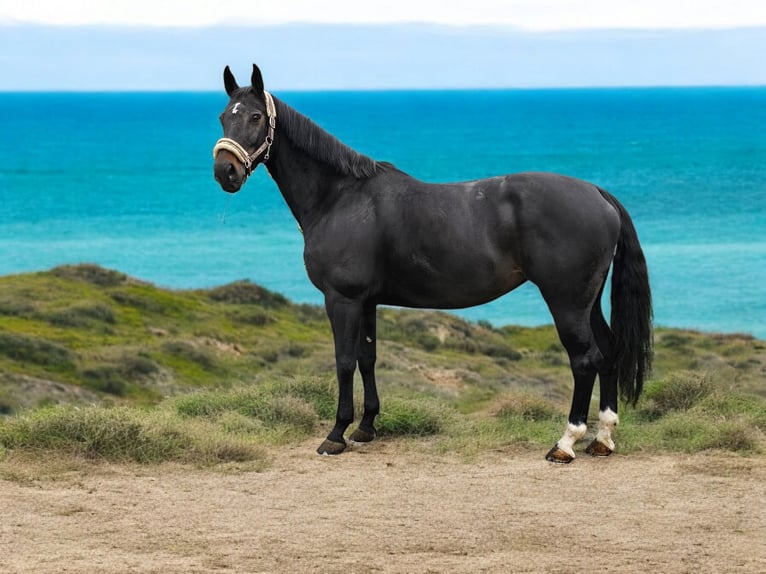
273, 96, 379, 179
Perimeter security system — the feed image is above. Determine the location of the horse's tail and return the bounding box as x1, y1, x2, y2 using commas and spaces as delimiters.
599, 188, 653, 406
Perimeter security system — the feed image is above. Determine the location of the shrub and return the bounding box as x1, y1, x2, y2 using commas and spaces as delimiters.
495, 393, 559, 421
227, 309, 275, 326
47, 302, 116, 328
82, 365, 128, 396
0, 406, 177, 462
172, 381, 326, 435
697, 393, 766, 427
109, 290, 164, 313
480, 343, 522, 361
283, 344, 307, 358
0, 391, 16, 415
377, 314, 444, 352
542, 348, 567, 366
658, 332, 693, 349
275, 377, 337, 419
702, 423, 759, 453
0, 405, 265, 464
648, 412, 758, 454
0, 333, 75, 369
376, 397, 449, 436
642, 372, 713, 414
656, 413, 709, 450
263, 396, 317, 433
0, 297, 35, 317
217, 411, 265, 434
296, 304, 326, 322
208, 281, 288, 307
163, 341, 217, 370
173, 391, 237, 418
50, 264, 127, 287
417, 334, 441, 352
80, 353, 160, 396
467, 393, 567, 450
117, 353, 160, 378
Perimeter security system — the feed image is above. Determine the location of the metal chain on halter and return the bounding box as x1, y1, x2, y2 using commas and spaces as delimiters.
212, 91, 277, 176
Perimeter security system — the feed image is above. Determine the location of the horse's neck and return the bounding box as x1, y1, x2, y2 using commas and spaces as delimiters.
265, 138, 334, 229
263, 100, 376, 229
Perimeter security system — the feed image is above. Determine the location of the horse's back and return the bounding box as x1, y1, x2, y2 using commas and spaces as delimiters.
376, 169, 620, 252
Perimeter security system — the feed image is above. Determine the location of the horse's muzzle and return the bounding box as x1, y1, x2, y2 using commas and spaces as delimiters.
214, 153, 245, 193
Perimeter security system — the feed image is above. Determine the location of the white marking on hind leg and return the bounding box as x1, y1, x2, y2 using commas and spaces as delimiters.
594, 408, 619, 451
556, 422, 588, 458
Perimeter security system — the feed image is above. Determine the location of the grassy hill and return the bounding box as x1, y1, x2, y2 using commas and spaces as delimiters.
0, 264, 764, 467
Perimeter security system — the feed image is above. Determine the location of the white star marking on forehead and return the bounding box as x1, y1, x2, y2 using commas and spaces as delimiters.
232, 102, 241, 114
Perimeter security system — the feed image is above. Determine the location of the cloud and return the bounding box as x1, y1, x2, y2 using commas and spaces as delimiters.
2, 0, 766, 30
1, 24, 764, 91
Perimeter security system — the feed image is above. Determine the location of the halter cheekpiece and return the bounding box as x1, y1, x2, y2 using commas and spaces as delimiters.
213, 90, 277, 176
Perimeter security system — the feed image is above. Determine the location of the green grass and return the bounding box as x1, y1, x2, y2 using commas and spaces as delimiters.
173, 384, 319, 436
619, 373, 766, 455
376, 396, 453, 436
0, 404, 267, 465
0, 376, 340, 465
1, 264, 765, 468
0, 332, 76, 369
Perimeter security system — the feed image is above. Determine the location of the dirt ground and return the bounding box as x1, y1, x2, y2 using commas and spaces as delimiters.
1, 439, 764, 574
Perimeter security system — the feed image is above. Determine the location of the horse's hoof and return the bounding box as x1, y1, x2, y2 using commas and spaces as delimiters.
545, 445, 575, 464
317, 439, 346, 456
348, 427, 376, 444
585, 439, 613, 457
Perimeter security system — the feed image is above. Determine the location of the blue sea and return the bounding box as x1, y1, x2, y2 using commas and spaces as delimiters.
1, 88, 764, 338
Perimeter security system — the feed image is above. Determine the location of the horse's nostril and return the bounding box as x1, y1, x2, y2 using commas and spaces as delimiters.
226, 163, 237, 182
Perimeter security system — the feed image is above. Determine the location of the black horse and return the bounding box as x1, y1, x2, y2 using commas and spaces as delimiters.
213, 65, 652, 463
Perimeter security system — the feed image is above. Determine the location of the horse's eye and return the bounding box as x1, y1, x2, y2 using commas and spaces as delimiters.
252, 113, 262, 122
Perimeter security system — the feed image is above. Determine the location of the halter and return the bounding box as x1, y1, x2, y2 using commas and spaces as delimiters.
213, 90, 277, 176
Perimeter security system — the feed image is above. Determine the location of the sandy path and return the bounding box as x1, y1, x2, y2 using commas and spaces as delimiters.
1, 440, 764, 573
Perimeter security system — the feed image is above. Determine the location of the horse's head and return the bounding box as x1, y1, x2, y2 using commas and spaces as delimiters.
213, 64, 276, 193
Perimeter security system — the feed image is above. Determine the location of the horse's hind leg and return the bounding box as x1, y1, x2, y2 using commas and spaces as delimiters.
585, 304, 619, 457
542, 296, 604, 464
349, 302, 379, 444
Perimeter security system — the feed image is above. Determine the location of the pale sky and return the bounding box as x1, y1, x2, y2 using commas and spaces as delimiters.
2, 1, 765, 90
2, 0, 766, 30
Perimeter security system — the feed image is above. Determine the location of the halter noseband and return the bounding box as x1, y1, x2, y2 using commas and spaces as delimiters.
213, 90, 277, 176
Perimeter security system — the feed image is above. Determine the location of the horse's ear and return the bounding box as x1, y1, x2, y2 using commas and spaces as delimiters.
223, 66, 239, 96
251, 64, 265, 96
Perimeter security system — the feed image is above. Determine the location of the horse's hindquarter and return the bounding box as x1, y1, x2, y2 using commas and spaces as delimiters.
504, 173, 621, 288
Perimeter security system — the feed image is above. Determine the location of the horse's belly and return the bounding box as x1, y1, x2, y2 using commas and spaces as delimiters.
381, 257, 526, 310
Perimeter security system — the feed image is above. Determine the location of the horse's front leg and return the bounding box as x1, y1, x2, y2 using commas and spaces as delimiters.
317, 294, 362, 455
349, 302, 379, 444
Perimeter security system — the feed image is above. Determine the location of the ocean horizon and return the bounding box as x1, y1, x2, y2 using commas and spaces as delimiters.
1, 87, 764, 338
